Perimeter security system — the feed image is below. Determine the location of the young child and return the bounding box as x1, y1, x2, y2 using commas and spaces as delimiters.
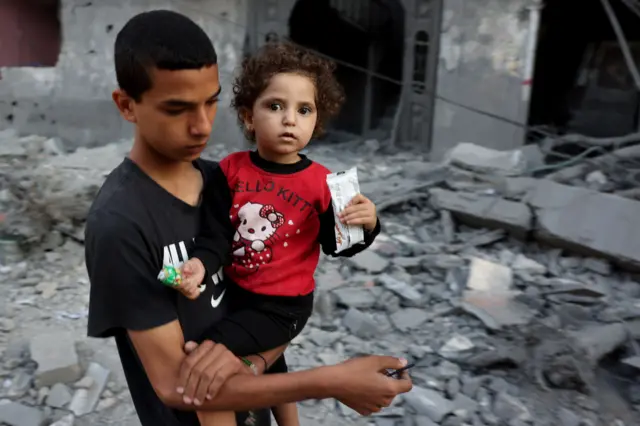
177, 42, 381, 426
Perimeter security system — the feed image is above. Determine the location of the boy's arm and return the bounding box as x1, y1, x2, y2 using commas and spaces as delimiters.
129, 323, 411, 414
86, 211, 410, 414
192, 165, 235, 277
317, 200, 381, 258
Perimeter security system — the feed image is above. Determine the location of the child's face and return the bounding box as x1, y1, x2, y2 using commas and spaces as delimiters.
245, 72, 317, 163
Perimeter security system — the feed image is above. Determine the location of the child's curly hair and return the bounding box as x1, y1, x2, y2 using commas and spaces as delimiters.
231, 42, 345, 141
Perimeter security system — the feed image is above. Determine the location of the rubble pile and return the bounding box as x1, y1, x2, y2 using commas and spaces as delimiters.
1, 135, 640, 425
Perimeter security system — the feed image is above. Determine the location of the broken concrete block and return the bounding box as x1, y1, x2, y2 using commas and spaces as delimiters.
46, 383, 73, 408
461, 290, 535, 330
511, 254, 547, 275
30, 141, 129, 223
0, 400, 44, 426
30, 332, 82, 388
403, 386, 455, 422
342, 308, 379, 339
68, 362, 110, 416
389, 308, 429, 331
525, 180, 640, 269
347, 250, 389, 273
50, 414, 75, 426
466, 257, 513, 292
376, 274, 422, 302
429, 189, 532, 237
446, 142, 528, 176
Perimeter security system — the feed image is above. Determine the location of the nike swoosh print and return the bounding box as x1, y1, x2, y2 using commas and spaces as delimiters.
211, 289, 226, 308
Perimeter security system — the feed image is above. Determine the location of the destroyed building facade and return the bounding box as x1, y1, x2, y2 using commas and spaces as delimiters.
1, 0, 639, 159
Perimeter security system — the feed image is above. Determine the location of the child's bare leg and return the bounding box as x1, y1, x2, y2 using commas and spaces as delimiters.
197, 410, 237, 426
272, 403, 300, 426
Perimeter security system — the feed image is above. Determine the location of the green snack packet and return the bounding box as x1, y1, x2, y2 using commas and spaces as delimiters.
157, 264, 182, 288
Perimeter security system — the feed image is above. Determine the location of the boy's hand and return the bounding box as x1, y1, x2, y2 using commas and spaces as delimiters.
179, 258, 206, 300
339, 193, 378, 231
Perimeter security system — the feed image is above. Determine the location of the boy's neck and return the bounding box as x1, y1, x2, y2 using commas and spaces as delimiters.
130, 137, 195, 181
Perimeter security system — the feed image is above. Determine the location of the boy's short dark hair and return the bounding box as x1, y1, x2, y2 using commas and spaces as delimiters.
232, 42, 345, 141
114, 10, 218, 101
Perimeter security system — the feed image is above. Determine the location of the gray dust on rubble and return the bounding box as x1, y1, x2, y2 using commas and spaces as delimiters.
2, 134, 640, 425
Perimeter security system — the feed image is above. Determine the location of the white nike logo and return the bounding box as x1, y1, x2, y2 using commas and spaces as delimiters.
211, 289, 226, 308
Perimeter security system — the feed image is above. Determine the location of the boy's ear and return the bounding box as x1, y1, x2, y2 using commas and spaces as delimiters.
112, 89, 137, 123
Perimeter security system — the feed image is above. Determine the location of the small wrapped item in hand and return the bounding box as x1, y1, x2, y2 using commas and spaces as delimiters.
157, 264, 182, 288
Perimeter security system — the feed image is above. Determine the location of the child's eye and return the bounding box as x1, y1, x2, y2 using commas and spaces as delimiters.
269, 103, 282, 111
299, 106, 312, 115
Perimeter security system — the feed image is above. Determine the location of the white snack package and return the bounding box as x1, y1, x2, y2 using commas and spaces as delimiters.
326, 167, 365, 253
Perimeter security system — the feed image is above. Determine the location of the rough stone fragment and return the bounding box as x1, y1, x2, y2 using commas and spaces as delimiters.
440, 210, 456, 243
446, 142, 527, 176
389, 308, 429, 331
342, 308, 379, 339
525, 180, 640, 269
582, 257, 612, 275
511, 254, 546, 275
46, 383, 73, 408
557, 408, 582, 426
429, 189, 532, 237
30, 332, 82, 388
451, 393, 479, 415
403, 386, 455, 422
0, 400, 44, 426
376, 274, 422, 302
461, 291, 534, 330
68, 362, 110, 416
30, 142, 129, 224
50, 414, 75, 426
439, 335, 474, 357
332, 287, 378, 309
493, 392, 531, 423
347, 251, 389, 273
466, 258, 512, 292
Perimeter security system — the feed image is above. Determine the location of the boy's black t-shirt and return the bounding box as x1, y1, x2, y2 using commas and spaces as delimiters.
85, 157, 269, 426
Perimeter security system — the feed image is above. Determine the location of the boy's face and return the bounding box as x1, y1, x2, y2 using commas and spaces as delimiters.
113, 65, 221, 162
244, 72, 317, 163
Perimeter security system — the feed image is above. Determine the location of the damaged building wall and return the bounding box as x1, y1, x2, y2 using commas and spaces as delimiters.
430, 0, 535, 160
0, 0, 246, 151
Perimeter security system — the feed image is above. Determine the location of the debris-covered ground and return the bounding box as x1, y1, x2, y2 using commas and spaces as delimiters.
1, 130, 640, 426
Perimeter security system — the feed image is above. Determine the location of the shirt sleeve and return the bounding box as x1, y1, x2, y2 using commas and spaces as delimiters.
192, 164, 234, 278
85, 211, 177, 338
317, 200, 381, 258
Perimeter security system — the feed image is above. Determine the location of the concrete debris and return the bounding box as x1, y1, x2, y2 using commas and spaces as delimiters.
526, 179, 640, 269
0, 400, 44, 426
68, 363, 110, 416
445, 142, 528, 176
29, 333, 82, 389
429, 189, 532, 238
3, 136, 640, 425
46, 383, 73, 408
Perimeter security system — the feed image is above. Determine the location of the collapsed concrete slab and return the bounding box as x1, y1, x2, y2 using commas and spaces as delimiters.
429, 188, 532, 237
525, 180, 640, 269
30, 142, 129, 224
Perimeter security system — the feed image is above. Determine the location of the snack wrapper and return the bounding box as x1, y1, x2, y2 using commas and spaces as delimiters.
157, 264, 182, 288
326, 167, 364, 253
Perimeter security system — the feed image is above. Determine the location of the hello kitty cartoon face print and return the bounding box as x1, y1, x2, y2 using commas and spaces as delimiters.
231, 201, 285, 275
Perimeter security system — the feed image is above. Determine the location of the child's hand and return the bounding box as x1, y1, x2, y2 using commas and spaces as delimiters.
179, 258, 206, 300
339, 193, 378, 232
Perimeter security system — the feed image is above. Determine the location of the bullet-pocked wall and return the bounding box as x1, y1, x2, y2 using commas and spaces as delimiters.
430, 0, 535, 160
0, 0, 247, 151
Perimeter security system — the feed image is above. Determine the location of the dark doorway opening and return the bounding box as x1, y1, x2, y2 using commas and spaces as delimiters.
528, 0, 640, 138
288, 0, 404, 139
0, 0, 61, 67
